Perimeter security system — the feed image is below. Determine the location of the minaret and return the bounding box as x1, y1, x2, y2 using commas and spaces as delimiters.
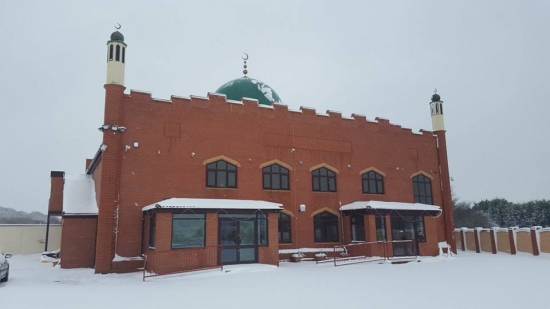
106, 26, 126, 85
95, 27, 127, 273
430, 91, 456, 254
430, 91, 444, 131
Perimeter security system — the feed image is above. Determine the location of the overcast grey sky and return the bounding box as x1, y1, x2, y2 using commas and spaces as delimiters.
1, 0, 549, 213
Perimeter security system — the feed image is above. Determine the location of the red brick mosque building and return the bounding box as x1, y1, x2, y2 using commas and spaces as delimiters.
47, 29, 455, 274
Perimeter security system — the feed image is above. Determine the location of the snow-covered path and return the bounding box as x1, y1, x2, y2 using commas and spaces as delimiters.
1, 252, 548, 309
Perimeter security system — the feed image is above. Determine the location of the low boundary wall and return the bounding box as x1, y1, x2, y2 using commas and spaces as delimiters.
0, 224, 61, 254
455, 226, 549, 256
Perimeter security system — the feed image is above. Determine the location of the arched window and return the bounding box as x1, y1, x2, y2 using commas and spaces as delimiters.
109, 45, 113, 61
115, 45, 121, 61
312, 167, 336, 192
361, 170, 384, 194
122, 47, 125, 63
263, 164, 289, 190
313, 211, 339, 242
206, 160, 237, 188
278, 213, 291, 243
412, 174, 433, 204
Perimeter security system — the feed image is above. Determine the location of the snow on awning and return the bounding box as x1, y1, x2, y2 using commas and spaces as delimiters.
63, 173, 98, 215
142, 198, 283, 211
340, 200, 441, 213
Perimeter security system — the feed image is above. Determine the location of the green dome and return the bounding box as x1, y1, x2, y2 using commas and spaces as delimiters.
215, 77, 282, 106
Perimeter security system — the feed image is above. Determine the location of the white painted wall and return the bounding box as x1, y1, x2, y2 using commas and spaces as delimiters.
0, 224, 61, 255
106, 42, 126, 85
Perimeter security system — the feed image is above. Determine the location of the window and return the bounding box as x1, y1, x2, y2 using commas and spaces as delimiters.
122, 47, 125, 63
263, 164, 290, 190
257, 214, 268, 246
312, 167, 336, 192
109, 45, 113, 61
350, 213, 365, 242
361, 171, 384, 194
206, 160, 237, 188
172, 213, 205, 248
412, 174, 433, 204
390, 215, 426, 243
115, 45, 120, 61
313, 211, 339, 242
375, 214, 386, 241
148, 214, 156, 248
278, 213, 291, 243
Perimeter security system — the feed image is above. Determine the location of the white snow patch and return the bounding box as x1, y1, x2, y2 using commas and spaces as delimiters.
62, 173, 98, 215
4, 252, 550, 308
113, 254, 144, 262
143, 198, 282, 211
340, 200, 441, 212
279, 248, 344, 254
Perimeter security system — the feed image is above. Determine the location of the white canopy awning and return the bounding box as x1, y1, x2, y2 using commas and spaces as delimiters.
340, 200, 441, 213
142, 198, 283, 211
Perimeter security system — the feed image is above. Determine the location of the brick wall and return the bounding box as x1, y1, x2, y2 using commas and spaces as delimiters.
48, 171, 64, 213
60, 216, 97, 268
84, 85, 456, 273
455, 231, 462, 250
480, 231, 492, 253
540, 231, 550, 253
496, 231, 511, 254
516, 231, 533, 254
465, 231, 476, 251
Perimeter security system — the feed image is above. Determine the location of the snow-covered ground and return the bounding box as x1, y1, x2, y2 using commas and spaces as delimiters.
1, 252, 548, 308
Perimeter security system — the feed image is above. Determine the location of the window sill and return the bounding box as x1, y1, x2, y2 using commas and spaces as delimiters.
312, 191, 338, 194
262, 189, 291, 192
362, 192, 385, 195
205, 187, 238, 190
171, 246, 206, 250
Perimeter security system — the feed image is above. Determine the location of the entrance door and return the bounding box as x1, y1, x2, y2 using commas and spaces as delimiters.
390, 215, 420, 256
219, 219, 257, 264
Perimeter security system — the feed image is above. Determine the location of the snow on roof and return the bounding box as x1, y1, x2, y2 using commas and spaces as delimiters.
142, 198, 283, 211
63, 173, 98, 215
340, 200, 441, 212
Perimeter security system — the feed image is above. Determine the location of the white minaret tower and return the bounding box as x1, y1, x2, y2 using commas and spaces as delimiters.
430, 90, 445, 131
106, 26, 126, 85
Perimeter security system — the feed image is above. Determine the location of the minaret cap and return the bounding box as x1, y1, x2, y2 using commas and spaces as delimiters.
431, 89, 441, 102
110, 24, 124, 41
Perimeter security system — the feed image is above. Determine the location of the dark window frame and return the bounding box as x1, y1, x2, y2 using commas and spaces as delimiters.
313, 211, 339, 243
206, 160, 237, 188
278, 212, 292, 243
312, 167, 337, 192
361, 170, 385, 194
108, 45, 113, 61
148, 213, 156, 249
375, 214, 387, 241
412, 174, 433, 205
262, 164, 290, 190
171, 213, 206, 249
350, 213, 365, 242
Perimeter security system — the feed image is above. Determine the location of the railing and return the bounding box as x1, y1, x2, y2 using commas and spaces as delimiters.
143, 245, 223, 281
332, 240, 418, 267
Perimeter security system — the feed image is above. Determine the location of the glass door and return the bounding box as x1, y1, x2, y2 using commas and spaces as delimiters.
219, 216, 258, 264
390, 215, 418, 256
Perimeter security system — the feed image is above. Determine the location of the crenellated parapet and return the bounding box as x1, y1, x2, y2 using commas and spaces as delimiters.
124, 89, 435, 140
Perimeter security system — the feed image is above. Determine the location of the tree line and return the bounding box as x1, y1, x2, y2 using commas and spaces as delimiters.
453, 197, 550, 228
